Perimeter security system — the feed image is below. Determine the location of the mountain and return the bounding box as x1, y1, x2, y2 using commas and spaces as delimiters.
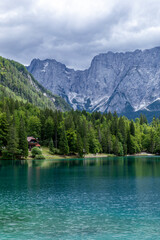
27, 47, 160, 119
0, 56, 71, 111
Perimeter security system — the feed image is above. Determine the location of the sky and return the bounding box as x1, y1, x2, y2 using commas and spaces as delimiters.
0, 0, 160, 69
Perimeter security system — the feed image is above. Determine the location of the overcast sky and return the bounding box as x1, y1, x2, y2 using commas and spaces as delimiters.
0, 0, 160, 69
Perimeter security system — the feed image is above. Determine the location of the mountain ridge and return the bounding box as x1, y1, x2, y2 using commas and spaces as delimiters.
27, 46, 160, 119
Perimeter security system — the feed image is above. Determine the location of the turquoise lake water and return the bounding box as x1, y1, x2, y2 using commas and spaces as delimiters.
0, 156, 160, 239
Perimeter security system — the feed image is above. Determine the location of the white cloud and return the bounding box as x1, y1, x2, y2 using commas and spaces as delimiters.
0, 0, 160, 69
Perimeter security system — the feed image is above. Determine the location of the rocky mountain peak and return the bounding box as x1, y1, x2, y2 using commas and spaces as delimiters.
27, 46, 160, 118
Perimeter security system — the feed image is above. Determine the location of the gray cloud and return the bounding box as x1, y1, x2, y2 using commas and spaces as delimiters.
0, 0, 160, 69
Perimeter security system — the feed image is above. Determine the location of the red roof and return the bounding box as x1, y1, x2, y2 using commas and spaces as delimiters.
35, 143, 41, 147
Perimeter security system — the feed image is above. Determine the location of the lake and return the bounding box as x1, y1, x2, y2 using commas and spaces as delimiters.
0, 156, 160, 239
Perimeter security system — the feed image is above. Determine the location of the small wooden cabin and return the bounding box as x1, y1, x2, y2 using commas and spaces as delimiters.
27, 136, 41, 150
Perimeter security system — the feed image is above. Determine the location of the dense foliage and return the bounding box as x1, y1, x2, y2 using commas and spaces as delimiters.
0, 95, 160, 159
0, 56, 71, 111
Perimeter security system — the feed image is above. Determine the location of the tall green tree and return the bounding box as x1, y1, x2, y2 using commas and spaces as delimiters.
101, 128, 113, 153
49, 138, 55, 153
127, 130, 136, 154
130, 120, 135, 136
0, 112, 9, 147
118, 116, 127, 143
44, 116, 54, 140
28, 116, 41, 138
66, 129, 77, 153
2, 121, 20, 159
77, 133, 84, 157
113, 137, 124, 156
18, 117, 28, 158
59, 125, 69, 155
88, 127, 101, 154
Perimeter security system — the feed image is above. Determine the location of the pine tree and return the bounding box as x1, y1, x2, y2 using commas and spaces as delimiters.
106, 128, 113, 153
140, 114, 143, 125
66, 129, 77, 153
44, 116, 54, 140
149, 129, 156, 153
28, 116, 41, 138
111, 111, 118, 136
0, 112, 9, 147
83, 136, 89, 154
127, 130, 135, 154
130, 120, 135, 136
59, 125, 69, 155
101, 127, 113, 154
49, 138, 55, 153
77, 133, 84, 157
88, 127, 101, 154
2, 122, 20, 159
18, 117, 28, 158
140, 114, 148, 125
118, 116, 126, 143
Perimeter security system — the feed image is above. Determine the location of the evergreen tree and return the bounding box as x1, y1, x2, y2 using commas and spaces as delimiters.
49, 138, 55, 153
140, 114, 148, 125
88, 127, 101, 154
0, 112, 9, 147
59, 125, 69, 155
118, 116, 126, 143
106, 128, 113, 153
106, 111, 113, 121
83, 136, 89, 154
66, 129, 77, 153
113, 138, 124, 156
2, 122, 20, 159
101, 127, 113, 154
149, 129, 156, 153
77, 133, 84, 157
18, 117, 28, 158
127, 130, 136, 154
44, 116, 54, 140
130, 120, 135, 136
111, 111, 118, 136
101, 132, 108, 153
28, 116, 41, 138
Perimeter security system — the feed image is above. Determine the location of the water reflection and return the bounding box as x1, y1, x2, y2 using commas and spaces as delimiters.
0, 156, 160, 178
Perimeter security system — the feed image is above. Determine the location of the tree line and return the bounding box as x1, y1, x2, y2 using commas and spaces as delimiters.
0, 96, 160, 159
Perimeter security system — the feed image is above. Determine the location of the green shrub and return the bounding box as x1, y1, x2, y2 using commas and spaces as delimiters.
54, 148, 60, 154
31, 147, 41, 157
1, 149, 21, 160
49, 148, 60, 155
34, 154, 45, 159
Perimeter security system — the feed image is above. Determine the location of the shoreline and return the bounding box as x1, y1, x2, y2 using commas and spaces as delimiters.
26, 153, 112, 161
127, 152, 155, 157
26, 150, 156, 161
1, 148, 156, 161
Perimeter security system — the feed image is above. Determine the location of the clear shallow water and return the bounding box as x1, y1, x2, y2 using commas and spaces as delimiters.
0, 157, 160, 239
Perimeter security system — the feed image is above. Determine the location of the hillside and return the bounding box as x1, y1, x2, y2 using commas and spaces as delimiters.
0, 56, 71, 111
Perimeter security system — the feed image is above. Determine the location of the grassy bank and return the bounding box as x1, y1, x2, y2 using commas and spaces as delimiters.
28, 147, 155, 161
27, 147, 114, 160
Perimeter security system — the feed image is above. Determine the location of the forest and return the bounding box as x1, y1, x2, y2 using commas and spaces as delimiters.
0, 94, 160, 160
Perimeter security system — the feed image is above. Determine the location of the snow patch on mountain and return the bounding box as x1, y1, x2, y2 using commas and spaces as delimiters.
41, 62, 48, 73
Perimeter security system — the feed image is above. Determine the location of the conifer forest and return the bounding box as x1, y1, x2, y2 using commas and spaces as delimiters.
0, 95, 159, 160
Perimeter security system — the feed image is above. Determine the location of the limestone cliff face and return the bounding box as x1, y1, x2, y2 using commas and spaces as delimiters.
27, 47, 160, 115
